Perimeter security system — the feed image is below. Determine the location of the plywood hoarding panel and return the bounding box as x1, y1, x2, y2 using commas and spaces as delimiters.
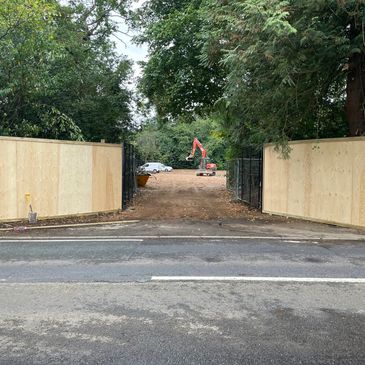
263, 138, 365, 228
263, 146, 289, 213
0, 141, 17, 219
92, 146, 122, 212
0, 137, 122, 220
58, 144, 93, 215
350, 142, 365, 227
16, 140, 59, 219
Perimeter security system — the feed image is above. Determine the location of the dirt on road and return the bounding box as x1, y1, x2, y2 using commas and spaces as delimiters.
124, 169, 270, 221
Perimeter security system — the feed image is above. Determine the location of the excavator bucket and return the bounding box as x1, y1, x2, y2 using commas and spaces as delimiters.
186, 154, 194, 161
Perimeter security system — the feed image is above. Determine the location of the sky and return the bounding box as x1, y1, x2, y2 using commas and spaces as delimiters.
58, 0, 149, 81
114, 1, 150, 123
112, 0, 148, 82
58, 0, 150, 123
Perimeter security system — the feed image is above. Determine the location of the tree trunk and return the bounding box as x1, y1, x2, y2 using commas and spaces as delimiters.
346, 52, 365, 136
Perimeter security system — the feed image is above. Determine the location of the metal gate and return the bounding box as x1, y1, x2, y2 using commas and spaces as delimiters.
227, 147, 263, 209
122, 143, 137, 210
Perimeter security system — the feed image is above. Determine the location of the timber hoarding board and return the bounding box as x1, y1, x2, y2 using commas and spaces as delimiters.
263, 137, 365, 229
0, 137, 122, 221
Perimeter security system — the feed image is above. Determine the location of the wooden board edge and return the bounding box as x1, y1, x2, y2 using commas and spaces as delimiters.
0, 136, 123, 148
262, 209, 365, 232
264, 136, 365, 148
0, 209, 123, 224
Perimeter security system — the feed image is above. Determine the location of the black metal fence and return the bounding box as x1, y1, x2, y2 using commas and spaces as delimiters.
226, 147, 263, 210
122, 143, 137, 210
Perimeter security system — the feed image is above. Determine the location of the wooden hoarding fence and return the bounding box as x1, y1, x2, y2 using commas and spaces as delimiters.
263, 137, 365, 229
0, 137, 122, 221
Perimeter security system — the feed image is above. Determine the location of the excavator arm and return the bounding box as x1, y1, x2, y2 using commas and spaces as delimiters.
186, 138, 207, 161
186, 137, 217, 176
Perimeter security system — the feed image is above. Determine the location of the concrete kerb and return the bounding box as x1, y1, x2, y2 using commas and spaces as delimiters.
1, 219, 365, 242
0, 220, 140, 232
0, 235, 365, 242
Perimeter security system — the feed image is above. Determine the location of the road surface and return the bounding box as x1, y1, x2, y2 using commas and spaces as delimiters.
0, 235, 364, 364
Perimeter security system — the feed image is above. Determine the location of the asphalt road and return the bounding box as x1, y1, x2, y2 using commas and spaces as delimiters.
0, 236, 364, 364
0, 237, 365, 282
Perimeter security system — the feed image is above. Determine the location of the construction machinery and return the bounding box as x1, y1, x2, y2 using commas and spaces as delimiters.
186, 137, 217, 176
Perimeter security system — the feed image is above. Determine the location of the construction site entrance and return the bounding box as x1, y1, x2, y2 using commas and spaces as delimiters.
123, 169, 259, 221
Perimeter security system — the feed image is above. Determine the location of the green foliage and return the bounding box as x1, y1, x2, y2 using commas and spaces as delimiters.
135, 0, 365, 156
0, 0, 60, 135
135, 117, 227, 169
3, 105, 83, 140
0, 0, 132, 142
201, 0, 362, 147
135, 124, 163, 162
133, 0, 225, 120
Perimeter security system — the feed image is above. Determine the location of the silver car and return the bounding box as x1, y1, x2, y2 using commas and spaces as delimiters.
139, 162, 173, 173
159, 164, 173, 172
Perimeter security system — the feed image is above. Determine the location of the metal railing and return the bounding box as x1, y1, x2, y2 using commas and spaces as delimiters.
122, 143, 137, 210
226, 147, 263, 210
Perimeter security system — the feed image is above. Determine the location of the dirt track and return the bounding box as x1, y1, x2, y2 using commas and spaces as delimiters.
124, 169, 262, 220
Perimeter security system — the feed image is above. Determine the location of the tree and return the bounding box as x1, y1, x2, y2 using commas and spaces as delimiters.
133, 0, 225, 120
202, 0, 365, 146
0, 0, 70, 137
0, 0, 133, 142
39, 0, 133, 142
135, 123, 162, 162
42, 3, 133, 142
135, 117, 227, 169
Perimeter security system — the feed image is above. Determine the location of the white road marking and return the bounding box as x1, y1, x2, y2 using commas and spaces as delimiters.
0, 239, 143, 243
1, 235, 364, 241
0, 277, 365, 285
151, 276, 365, 283
1, 235, 282, 240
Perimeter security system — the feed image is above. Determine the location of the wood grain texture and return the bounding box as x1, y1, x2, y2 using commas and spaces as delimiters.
58, 144, 93, 215
263, 139, 365, 228
0, 137, 122, 220
0, 141, 17, 220
92, 146, 122, 212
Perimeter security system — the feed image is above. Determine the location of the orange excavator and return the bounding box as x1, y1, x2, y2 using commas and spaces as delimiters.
186, 137, 217, 176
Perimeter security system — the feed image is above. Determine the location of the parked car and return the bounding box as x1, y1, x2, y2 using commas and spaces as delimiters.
139, 162, 173, 173
160, 164, 173, 172
139, 162, 160, 173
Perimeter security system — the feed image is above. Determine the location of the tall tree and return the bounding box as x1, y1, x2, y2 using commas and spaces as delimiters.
0, 0, 133, 142
0, 0, 76, 138
42, 0, 133, 142
202, 0, 365, 145
133, 0, 225, 121
135, 116, 227, 168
